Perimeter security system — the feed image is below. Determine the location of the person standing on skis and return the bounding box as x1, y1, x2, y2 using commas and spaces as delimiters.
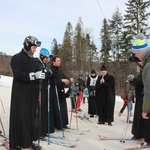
34, 48, 54, 140
50, 56, 70, 130
127, 56, 145, 139
9, 36, 45, 150
131, 33, 150, 145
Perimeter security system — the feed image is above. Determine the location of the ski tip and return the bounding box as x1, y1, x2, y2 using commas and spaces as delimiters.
70, 144, 76, 147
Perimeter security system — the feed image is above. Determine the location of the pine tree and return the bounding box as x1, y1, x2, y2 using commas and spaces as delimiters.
85, 33, 98, 73
59, 22, 74, 76
51, 38, 60, 55
120, 31, 132, 61
73, 17, 86, 74
100, 18, 111, 65
124, 0, 150, 36
109, 7, 124, 61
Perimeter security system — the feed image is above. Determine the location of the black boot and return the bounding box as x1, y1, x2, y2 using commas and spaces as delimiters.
31, 143, 42, 150
90, 114, 94, 118
9, 146, 22, 150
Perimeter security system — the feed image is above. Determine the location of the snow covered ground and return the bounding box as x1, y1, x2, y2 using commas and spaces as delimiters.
0, 75, 143, 150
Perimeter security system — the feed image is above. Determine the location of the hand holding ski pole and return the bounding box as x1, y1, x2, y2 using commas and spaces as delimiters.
142, 112, 149, 119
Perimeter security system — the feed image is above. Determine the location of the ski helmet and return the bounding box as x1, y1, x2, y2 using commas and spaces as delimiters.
23, 35, 41, 51
40, 48, 53, 60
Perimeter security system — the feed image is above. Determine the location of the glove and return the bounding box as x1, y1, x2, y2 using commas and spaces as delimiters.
29, 71, 45, 80
35, 71, 45, 79
29, 72, 36, 81
127, 74, 134, 82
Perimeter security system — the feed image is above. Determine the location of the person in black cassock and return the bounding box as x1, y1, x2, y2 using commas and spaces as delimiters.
9, 36, 45, 150
128, 55, 145, 139
131, 33, 150, 145
50, 56, 70, 130
96, 65, 115, 126
34, 48, 54, 139
86, 70, 98, 117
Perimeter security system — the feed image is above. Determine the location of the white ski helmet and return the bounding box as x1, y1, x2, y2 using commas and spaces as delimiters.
23, 35, 41, 51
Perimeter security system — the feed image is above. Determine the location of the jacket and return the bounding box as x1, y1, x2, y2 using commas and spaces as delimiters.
142, 49, 150, 113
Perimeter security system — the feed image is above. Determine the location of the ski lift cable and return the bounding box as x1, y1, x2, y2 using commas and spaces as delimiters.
95, 0, 106, 18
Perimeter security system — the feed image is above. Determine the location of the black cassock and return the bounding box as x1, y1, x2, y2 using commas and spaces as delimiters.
87, 75, 97, 115
50, 65, 69, 130
131, 71, 144, 139
96, 74, 115, 123
9, 50, 39, 149
34, 58, 55, 137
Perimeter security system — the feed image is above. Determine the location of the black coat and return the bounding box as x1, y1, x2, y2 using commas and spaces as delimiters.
131, 71, 144, 139
78, 78, 85, 91
87, 75, 98, 115
96, 74, 115, 123
50, 65, 69, 129
9, 50, 39, 148
34, 58, 54, 137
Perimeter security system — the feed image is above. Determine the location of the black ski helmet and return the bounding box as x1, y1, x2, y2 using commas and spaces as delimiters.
23, 35, 41, 51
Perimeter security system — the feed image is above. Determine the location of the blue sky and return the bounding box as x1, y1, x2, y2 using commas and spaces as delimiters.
0, 0, 149, 57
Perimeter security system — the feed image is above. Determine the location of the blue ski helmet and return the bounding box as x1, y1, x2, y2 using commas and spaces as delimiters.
40, 48, 53, 59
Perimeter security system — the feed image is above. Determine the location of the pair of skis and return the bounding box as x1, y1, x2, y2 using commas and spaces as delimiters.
45, 135, 76, 148
47, 139, 76, 148
50, 134, 80, 141
126, 143, 150, 150
40, 135, 76, 148
98, 135, 132, 142
45, 128, 90, 148
65, 128, 91, 135
98, 135, 150, 149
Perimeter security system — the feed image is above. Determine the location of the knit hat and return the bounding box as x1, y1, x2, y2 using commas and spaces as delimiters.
91, 70, 96, 74
132, 33, 149, 54
100, 65, 107, 71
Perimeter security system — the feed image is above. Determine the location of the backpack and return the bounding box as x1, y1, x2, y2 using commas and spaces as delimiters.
120, 89, 127, 100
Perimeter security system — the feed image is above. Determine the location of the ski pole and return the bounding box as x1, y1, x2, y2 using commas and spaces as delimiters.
37, 79, 42, 147
0, 97, 5, 114
76, 108, 78, 129
69, 97, 78, 129
120, 103, 130, 143
47, 79, 51, 145
0, 116, 6, 139
74, 97, 78, 129
0, 116, 9, 150
55, 82, 65, 137
69, 98, 73, 129
69, 97, 75, 128
32, 79, 42, 147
